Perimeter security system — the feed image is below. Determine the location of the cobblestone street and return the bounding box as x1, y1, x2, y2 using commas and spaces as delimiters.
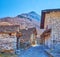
19, 45, 49, 57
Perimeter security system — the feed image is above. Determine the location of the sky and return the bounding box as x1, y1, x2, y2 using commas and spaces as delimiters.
0, 0, 60, 18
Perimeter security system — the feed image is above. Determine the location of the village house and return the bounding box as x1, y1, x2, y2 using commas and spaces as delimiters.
0, 22, 20, 53
20, 27, 37, 48
40, 9, 60, 49
0, 22, 37, 52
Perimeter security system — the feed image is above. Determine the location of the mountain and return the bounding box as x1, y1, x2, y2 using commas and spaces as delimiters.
0, 11, 41, 37
17, 11, 40, 22
17, 11, 41, 36
28, 11, 40, 21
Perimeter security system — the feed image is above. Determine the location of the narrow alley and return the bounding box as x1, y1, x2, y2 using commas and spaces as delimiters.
19, 45, 49, 57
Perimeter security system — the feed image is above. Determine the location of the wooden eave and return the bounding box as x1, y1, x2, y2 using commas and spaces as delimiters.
40, 9, 60, 29
41, 29, 51, 37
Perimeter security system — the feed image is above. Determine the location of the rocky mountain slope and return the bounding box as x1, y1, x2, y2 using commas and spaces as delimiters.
0, 11, 41, 36
18, 11, 40, 21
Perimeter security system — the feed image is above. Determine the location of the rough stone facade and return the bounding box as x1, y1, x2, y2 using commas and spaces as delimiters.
44, 11, 60, 48
0, 34, 16, 51
20, 28, 37, 45
0, 25, 20, 53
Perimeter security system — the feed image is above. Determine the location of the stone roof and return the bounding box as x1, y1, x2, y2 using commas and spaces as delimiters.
0, 22, 12, 26
0, 25, 20, 33
42, 9, 60, 13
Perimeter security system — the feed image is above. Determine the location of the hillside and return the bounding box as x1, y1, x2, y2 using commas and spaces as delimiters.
0, 11, 41, 36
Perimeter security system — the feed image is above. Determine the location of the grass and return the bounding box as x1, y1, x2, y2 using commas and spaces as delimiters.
0, 53, 17, 57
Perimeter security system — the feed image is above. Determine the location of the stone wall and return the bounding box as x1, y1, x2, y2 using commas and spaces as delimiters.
0, 34, 16, 52
44, 11, 60, 48
44, 11, 60, 29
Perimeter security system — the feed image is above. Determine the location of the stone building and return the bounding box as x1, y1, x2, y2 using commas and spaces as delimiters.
0, 24, 20, 53
20, 27, 37, 48
40, 9, 60, 48
40, 29, 51, 46
0, 21, 37, 52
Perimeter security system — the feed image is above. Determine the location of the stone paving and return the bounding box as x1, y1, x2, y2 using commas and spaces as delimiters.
19, 45, 49, 57
45, 49, 60, 57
